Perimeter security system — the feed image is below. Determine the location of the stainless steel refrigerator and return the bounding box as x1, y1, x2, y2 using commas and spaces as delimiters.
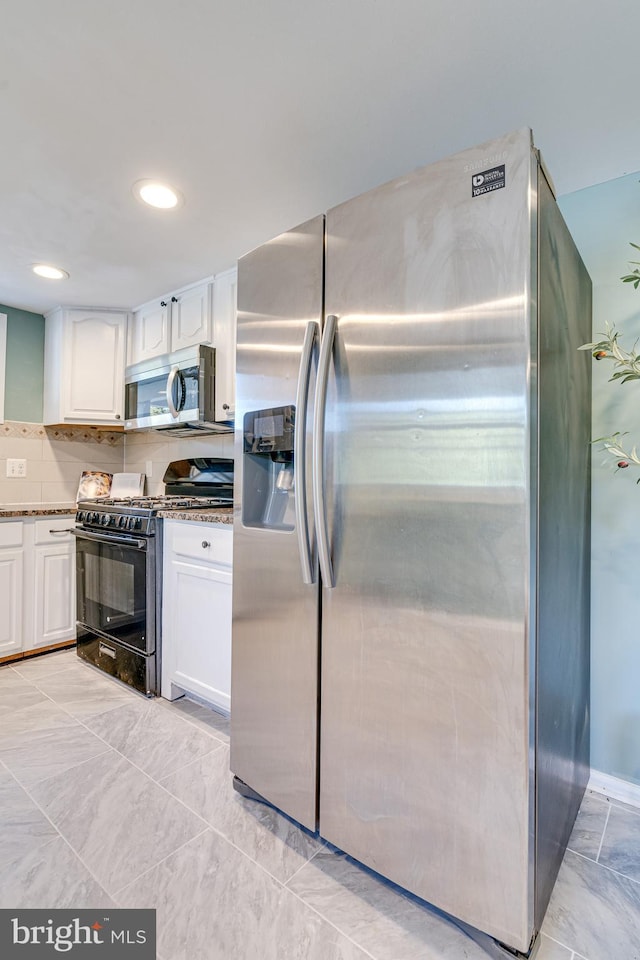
231, 128, 591, 957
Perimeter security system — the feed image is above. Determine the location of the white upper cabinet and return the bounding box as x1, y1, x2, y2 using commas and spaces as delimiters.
171, 282, 212, 352
212, 267, 237, 421
44, 308, 128, 425
129, 280, 213, 366
130, 300, 170, 362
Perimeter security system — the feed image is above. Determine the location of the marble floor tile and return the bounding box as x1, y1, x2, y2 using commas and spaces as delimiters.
0, 697, 79, 740
29, 750, 207, 895
160, 695, 230, 743
567, 791, 611, 860
542, 849, 640, 960
0, 676, 47, 716
287, 848, 493, 960
0, 836, 116, 909
597, 804, 640, 882
14, 647, 78, 680
0, 767, 58, 869
31, 664, 141, 719
159, 745, 324, 884
535, 934, 575, 959
84, 699, 220, 781
0, 664, 22, 683
117, 828, 371, 960
0, 722, 111, 787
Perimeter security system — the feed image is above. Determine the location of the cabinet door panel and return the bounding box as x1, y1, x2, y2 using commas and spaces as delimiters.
64, 312, 126, 421
163, 557, 232, 713
212, 268, 237, 420
170, 283, 212, 351
34, 544, 76, 649
130, 302, 170, 364
0, 550, 23, 656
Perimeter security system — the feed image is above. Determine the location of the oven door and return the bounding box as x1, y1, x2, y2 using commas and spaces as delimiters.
74, 528, 154, 654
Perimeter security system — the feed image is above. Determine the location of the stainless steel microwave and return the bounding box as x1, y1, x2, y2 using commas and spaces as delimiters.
124, 345, 233, 435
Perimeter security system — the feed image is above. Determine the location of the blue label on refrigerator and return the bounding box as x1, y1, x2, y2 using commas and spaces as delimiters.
471, 164, 506, 197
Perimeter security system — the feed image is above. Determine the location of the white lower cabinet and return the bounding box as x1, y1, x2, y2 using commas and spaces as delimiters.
0, 522, 24, 658
162, 519, 232, 714
0, 516, 76, 659
33, 519, 76, 649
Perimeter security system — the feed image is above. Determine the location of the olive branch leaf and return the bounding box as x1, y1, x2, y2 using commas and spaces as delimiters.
579, 237, 640, 475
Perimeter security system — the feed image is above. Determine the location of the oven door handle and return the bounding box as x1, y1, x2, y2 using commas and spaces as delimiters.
71, 528, 148, 550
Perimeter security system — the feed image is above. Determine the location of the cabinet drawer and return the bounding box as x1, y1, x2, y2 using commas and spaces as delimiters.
0, 521, 23, 548
170, 523, 233, 566
34, 517, 76, 544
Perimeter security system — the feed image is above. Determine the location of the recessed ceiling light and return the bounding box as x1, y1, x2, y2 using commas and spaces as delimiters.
134, 179, 182, 209
32, 264, 69, 280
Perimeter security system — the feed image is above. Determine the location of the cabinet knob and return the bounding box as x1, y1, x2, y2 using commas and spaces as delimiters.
171, 296, 178, 303
202, 540, 211, 549
115, 414, 121, 419
160, 300, 167, 307
222, 404, 230, 411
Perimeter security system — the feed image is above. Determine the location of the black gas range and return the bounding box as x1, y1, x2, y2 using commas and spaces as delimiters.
76, 494, 233, 535
74, 458, 233, 696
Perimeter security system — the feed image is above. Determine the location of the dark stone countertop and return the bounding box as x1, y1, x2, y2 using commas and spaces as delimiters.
156, 507, 234, 525
0, 502, 77, 518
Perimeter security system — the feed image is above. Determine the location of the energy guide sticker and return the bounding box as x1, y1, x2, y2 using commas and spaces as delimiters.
471, 164, 506, 197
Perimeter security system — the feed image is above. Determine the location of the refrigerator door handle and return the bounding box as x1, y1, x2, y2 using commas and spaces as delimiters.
295, 320, 319, 584
313, 313, 337, 588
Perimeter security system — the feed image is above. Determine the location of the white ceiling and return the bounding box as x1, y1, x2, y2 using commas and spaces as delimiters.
1, 0, 639, 315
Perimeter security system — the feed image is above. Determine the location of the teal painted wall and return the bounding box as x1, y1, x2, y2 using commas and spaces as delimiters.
0, 303, 45, 423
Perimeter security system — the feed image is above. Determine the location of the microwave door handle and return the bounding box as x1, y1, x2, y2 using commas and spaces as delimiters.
295, 320, 318, 585
177, 370, 187, 412
313, 313, 337, 589
166, 366, 180, 418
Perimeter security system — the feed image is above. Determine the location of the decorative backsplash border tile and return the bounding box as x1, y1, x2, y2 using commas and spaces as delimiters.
45, 425, 124, 446
0, 421, 46, 439
0, 421, 124, 446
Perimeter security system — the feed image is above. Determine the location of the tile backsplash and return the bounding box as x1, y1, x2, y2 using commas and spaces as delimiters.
0, 421, 125, 504
0, 421, 235, 504
123, 429, 234, 496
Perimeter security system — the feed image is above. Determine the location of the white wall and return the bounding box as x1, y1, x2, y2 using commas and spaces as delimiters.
560, 173, 640, 786
588, 280, 640, 784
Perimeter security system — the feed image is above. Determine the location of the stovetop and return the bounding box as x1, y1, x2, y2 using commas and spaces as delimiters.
76, 495, 232, 534
78, 495, 231, 515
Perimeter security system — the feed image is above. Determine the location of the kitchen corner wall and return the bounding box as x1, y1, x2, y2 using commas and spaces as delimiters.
123, 430, 234, 494
0, 303, 45, 423
0, 422, 124, 503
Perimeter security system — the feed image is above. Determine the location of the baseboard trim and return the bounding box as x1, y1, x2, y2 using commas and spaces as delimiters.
588, 769, 640, 809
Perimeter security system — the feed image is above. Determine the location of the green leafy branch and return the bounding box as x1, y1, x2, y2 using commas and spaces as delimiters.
621, 242, 640, 289
578, 321, 640, 384
592, 432, 640, 478
579, 237, 640, 474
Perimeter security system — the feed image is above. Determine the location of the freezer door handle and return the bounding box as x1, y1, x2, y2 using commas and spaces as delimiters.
313, 313, 336, 588
295, 320, 318, 584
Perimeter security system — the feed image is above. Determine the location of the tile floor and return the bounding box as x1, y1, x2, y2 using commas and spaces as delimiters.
1, 648, 639, 960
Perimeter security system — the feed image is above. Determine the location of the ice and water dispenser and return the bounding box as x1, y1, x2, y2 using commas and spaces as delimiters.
242, 405, 296, 530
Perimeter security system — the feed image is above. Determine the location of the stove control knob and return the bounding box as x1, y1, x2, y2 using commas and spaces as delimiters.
100, 514, 110, 526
